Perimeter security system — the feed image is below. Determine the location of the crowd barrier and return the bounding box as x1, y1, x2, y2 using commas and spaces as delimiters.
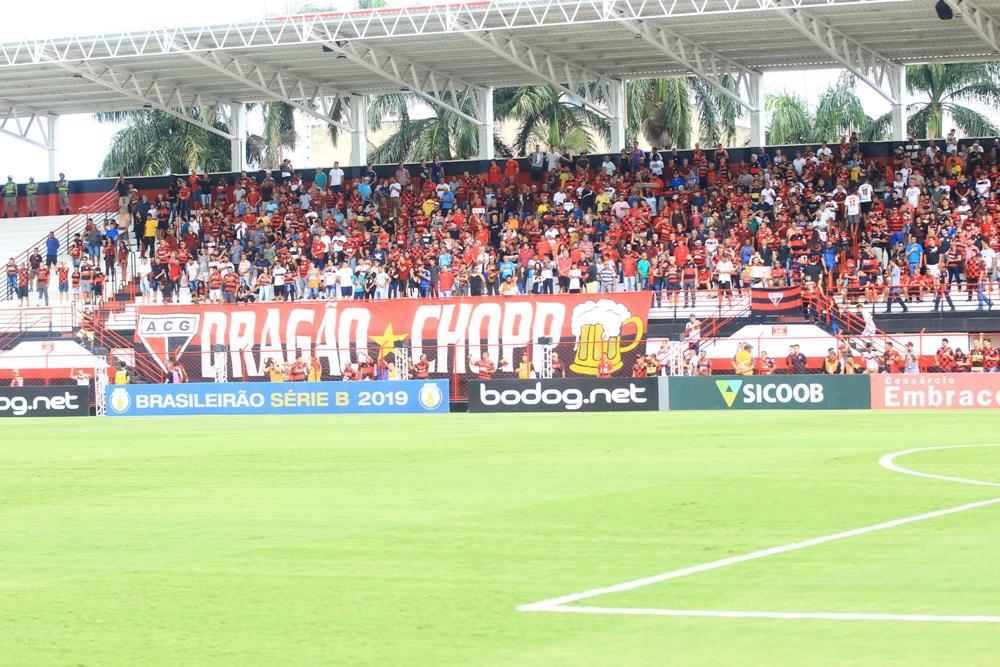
104, 380, 448, 417
6, 373, 1000, 417
0, 386, 90, 418
465, 373, 1000, 412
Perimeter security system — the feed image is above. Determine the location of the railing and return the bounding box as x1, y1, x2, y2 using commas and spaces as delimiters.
0, 188, 120, 304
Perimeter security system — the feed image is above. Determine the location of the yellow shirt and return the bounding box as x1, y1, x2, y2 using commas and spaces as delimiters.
144, 218, 158, 238
422, 199, 437, 216
267, 367, 284, 382
734, 350, 753, 375
596, 193, 611, 212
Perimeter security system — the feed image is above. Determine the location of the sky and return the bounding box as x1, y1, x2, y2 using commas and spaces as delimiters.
0, 0, 947, 181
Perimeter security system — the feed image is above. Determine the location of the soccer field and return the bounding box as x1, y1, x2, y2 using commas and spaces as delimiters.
2, 412, 998, 666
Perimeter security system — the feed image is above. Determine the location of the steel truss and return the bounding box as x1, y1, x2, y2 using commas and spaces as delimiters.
954, 0, 1000, 55
772, 2, 904, 104
612, 11, 760, 111
459, 28, 615, 116
182, 50, 356, 132
312, 36, 484, 125
0, 0, 909, 67
0, 105, 56, 150
52, 59, 237, 139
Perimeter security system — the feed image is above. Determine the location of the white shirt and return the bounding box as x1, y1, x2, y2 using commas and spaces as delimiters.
792, 157, 806, 175
389, 183, 402, 199
272, 266, 286, 286
649, 159, 664, 176
601, 160, 616, 175
845, 195, 861, 216
905, 186, 921, 208
858, 183, 873, 203
337, 266, 354, 288
329, 168, 345, 186
568, 268, 582, 290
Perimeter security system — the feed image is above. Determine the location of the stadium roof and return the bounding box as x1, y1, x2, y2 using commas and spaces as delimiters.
0, 0, 998, 149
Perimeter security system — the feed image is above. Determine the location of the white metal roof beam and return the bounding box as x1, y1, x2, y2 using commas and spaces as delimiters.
953, 0, 1000, 55
312, 36, 482, 125
771, 3, 902, 104
181, 50, 354, 132
0, 104, 53, 150
51, 59, 235, 139
459, 29, 613, 117
612, 13, 759, 111
0, 1, 911, 66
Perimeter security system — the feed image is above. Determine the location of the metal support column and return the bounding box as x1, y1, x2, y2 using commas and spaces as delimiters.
889, 65, 907, 142
350, 95, 368, 166
477, 87, 494, 160
748, 73, 765, 148
229, 102, 247, 172
608, 79, 626, 152
46, 115, 59, 181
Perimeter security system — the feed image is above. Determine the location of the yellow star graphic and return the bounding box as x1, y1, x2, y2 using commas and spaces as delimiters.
370, 323, 409, 360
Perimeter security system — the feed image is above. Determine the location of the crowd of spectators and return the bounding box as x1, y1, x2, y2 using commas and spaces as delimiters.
8, 133, 1000, 316
102, 132, 1000, 314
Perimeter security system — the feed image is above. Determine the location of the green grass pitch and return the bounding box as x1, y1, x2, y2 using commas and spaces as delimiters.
1, 412, 998, 666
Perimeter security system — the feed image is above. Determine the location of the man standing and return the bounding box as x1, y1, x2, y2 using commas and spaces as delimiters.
885, 259, 908, 313
3, 176, 17, 217
529, 145, 546, 182
786, 344, 807, 374
329, 161, 344, 193
26, 177, 38, 216
45, 231, 59, 267
469, 352, 496, 380
56, 173, 71, 214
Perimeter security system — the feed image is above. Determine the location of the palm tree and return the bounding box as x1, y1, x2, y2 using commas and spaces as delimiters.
493, 85, 609, 155
368, 93, 486, 163
246, 102, 297, 169
765, 74, 879, 144
813, 73, 877, 142
627, 77, 737, 149
94, 110, 231, 177
866, 62, 1000, 140
764, 92, 813, 145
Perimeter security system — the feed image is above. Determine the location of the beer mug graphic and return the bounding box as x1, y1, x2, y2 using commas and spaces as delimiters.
569, 299, 645, 375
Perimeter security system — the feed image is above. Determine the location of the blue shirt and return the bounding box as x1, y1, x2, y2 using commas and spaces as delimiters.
45, 237, 59, 255
314, 171, 327, 189
498, 260, 515, 280
357, 183, 372, 201
905, 242, 923, 265
438, 253, 452, 268
440, 191, 455, 211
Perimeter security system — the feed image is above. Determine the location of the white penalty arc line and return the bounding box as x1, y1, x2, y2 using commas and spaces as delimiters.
518, 444, 1000, 623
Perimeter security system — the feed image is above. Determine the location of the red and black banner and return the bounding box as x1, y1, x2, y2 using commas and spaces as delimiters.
750, 286, 802, 314
133, 293, 650, 381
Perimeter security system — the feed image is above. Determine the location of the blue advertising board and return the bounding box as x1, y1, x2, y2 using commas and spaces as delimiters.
105, 380, 449, 417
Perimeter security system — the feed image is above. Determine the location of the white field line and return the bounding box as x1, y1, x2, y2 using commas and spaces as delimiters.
517, 445, 1000, 623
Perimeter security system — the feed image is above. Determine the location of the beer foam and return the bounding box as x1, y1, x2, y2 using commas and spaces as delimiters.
570, 299, 632, 339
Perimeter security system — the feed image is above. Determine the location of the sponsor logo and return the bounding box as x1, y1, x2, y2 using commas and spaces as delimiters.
137, 313, 201, 372
874, 374, 1000, 409
0, 391, 82, 416
716, 380, 825, 407
418, 382, 444, 411
477, 381, 648, 411
109, 388, 131, 414
715, 379, 742, 407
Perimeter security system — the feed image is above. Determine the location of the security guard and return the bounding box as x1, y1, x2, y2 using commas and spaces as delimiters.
3, 176, 17, 217
26, 177, 38, 216
56, 173, 70, 214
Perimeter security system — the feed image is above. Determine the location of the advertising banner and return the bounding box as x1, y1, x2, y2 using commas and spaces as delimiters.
105, 380, 449, 417
0, 386, 90, 418
750, 286, 802, 314
668, 375, 871, 410
871, 373, 1000, 409
133, 293, 650, 381
468, 377, 660, 413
